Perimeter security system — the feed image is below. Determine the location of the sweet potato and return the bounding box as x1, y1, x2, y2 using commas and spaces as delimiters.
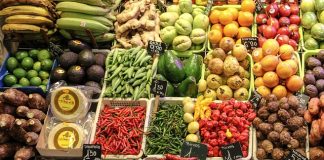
14, 146, 35, 160
304, 110, 313, 123
320, 94, 324, 108
28, 93, 47, 112
309, 133, 321, 146
0, 114, 15, 130
26, 109, 45, 121
310, 147, 324, 160
2, 89, 28, 106
0, 131, 10, 144
309, 98, 320, 115
311, 120, 322, 140
320, 115, 324, 136
0, 143, 21, 159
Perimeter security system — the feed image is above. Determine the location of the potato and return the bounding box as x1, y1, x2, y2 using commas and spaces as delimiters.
258, 123, 273, 135
309, 98, 320, 115
261, 140, 273, 153
310, 147, 324, 160
304, 110, 313, 123
287, 116, 304, 131
272, 148, 284, 160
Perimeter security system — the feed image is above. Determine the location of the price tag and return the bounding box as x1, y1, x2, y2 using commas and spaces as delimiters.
49, 42, 64, 57
250, 90, 262, 108
150, 78, 167, 97
284, 150, 308, 160
255, 0, 263, 13
241, 37, 258, 50
221, 142, 243, 160
82, 144, 101, 160
204, 0, 214, 15
295, 93, 310, 108
147, 40, 166, 55
180, 141, 208, 160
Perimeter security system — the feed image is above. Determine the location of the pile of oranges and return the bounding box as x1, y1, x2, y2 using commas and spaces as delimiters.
208, 0, 255, 48
252, 39, 303, 99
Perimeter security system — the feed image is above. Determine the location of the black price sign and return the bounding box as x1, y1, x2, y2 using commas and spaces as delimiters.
284, 150, 308, 160
255, 0, 263, 13
180, 141, 208, 160
82, 144, 101, 160
250, 90, 262, 108
147, 40, 166, 55
49, 42, 64, 57
221, 142, 243, 160
241, 37, 258, 50
296, 93, 310, 108
150, 79, 167, 97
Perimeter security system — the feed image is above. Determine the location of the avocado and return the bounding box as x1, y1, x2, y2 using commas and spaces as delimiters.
51, 67, 67, 82
94, 53, 106, 67
164, 51, 185, 83
78, 49, 95, 68
177, 76, 197, 97
86, 65, 104, 82
67, 65, 85, 83
59, 51, 78, 69
68, 40, 90, 53
85, 81, 101, 89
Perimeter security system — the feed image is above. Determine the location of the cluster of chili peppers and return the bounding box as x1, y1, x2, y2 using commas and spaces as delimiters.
199, 99, 256, 157
93, 105, 146, 155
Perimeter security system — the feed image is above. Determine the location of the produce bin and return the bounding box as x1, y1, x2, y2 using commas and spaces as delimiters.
207, 5, 257, 51
90, 98, 151, 159
301, 50, 318, 93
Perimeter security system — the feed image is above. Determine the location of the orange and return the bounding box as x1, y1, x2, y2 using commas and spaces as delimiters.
237, 27, 252, 39
260, 55, 279, 71
224, 23, 238, 38
255, 77, 264, 88
252, 48, 263, 63
286, 59, 298, 74
263, 71, 279, 88
227, 8, 239, 21
279, 44, 294, 60
272, 85, 287, 99
256, 86, 271, 97
209, 9, 221, 24
208, 30, 223, 44
211, 24, 223, 32
262, 39, 280, 56
230, 21, 239, 27
253, 62, 264, 77
238, 11, 253, 27
286, 75, 303, 92
276, 61, 294, 79
241, 0, 256, 13
219, 11, 233, 25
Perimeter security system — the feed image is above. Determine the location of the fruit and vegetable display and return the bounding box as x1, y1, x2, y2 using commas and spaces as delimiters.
114, 0, 160, 48
200, 45, 251, 101
50, 40, 105, 89
55, 0, 119, 43
254, 94, 307, 159
301, 0, 324, 50
160, 3, 209, 52
3, 49, 54, 91
256, 2, 301, 50
208, 1, 254, 48
183, 97, 200, 142
303, 50, 324, 159
0, 0, 57, 34
252, 40, 303, 98
156, 51, 202, 97
93, 104, 146, 156
0, 88, 47, 159
104, 47, 154, 99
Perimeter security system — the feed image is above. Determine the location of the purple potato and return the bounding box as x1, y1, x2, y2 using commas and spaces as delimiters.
305, 84, 318, 98
304, 73, 316, 85
313, 66, 324, 79
316, 79, 324, 92
307, 57, 322, 69
306, 70, 314, 74
317, 50, 324, 62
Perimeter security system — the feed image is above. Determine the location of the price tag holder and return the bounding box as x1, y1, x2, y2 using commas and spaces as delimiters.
180, 141, 208, 160
147, 40, 166, 55
241, 37, 258, 50
150, 78, 167, 97
221, 142, 243, 160
82, 144, 101, 160
49, 42, 64, 57
284, 150, 308, 160
255, 0, 263, 13
295, 93, 310, 108
250, 90, 262, 108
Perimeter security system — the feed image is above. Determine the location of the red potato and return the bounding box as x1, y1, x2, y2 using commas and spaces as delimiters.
309, 98, 320, 115
320, 95, 324, 108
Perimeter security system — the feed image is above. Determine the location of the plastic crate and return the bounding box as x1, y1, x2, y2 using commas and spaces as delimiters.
90, 98, 151, 159
207, 5, 257, 51
205, 51, 254, 100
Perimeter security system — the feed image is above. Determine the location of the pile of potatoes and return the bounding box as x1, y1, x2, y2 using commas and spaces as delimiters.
199, 44, 251, 101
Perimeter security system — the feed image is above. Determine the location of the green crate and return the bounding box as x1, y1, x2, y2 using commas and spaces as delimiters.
207, 5, 257, 51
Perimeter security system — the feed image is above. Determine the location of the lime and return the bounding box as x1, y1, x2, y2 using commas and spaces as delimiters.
41, 59, 53, 71
39, 71, 49, 80
27, 70, 38, 79
15, 51, 28, 62
19, 77, 30, 86
29, 49, 39, 60
42, 79, 49, 85
37, 50, 51, 61
12, 84, 22, 87
6, 57, 19, 72
3, 74, 17, 86
30, 77, 42, 86
33, 61, 41, 71
21, 57, 34, 70
39, 85, 46, 92
13, 68, 26, 79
